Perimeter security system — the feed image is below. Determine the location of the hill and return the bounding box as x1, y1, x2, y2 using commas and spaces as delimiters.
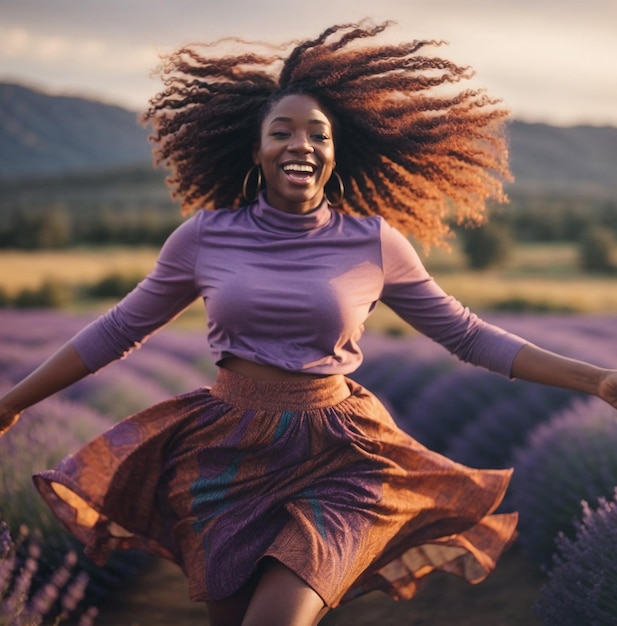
0, 81, 616, 196
0, 82, 151, 177
508, 121, 617, 196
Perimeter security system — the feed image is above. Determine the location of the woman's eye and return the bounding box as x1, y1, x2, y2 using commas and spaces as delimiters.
271, 131, 289, 139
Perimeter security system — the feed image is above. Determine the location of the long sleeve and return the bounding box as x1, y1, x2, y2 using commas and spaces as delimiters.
379, 219, 527, 377
70, 212, 202, 372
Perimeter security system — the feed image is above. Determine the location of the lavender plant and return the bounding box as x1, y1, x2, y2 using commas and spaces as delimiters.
0, 522, 98, 626
63, 367, 173, 421
0, 310, 93, 346
400, 365, 517, 452
122, 347, 211, 393
535, 489, 617, 626
0, 523, 10, 560
354, 337, 456, 430
510, 397, 617, 565
143, 329, 217, 376
445, 383, 580, 470
479, 314, 617, 362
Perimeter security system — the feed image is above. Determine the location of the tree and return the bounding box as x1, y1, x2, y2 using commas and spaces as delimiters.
579, 227, 616, 273
461, 222, 512, 270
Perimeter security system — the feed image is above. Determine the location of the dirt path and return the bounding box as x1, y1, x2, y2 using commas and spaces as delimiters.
96, 547, 545, 625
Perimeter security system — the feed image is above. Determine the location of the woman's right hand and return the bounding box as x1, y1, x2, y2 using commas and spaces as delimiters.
0, 408, 20, 437
0, 343, 91, 440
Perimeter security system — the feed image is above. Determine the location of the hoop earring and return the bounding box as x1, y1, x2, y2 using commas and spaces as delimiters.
324, 171, 345, 207
242, 165, 262, 203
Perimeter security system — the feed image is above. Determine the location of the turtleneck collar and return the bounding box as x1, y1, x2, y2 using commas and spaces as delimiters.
251, 192, 332, 233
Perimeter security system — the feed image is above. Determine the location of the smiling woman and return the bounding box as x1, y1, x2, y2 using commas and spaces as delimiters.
255, 94, 336, 214
3, 18, 617, 626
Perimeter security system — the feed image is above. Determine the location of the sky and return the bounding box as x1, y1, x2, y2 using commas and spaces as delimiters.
1, 0, 616, 127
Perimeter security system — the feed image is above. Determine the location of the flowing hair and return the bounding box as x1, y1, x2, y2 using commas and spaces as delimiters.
142, 20, 512, 247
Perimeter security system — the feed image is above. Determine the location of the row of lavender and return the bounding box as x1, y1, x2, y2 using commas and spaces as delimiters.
1, 309, 617, 624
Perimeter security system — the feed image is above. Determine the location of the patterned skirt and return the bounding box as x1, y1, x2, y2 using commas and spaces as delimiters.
33, 368, 517, 608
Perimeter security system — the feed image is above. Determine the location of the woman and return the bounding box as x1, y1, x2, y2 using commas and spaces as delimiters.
1, 21, 617, 626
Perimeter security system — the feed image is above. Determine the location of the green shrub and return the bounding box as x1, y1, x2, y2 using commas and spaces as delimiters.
13, 281, 72, 308
85, 273, 140, 299
461, 221, 512, 269
579, 227, 616, 273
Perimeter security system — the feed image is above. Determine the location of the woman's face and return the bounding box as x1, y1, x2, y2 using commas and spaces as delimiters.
255, 94, 335, 214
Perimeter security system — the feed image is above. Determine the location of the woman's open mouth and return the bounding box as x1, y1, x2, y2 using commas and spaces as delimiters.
281, 162, 317, 184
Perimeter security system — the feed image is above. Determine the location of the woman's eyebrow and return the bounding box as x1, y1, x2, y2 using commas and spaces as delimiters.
269, 116, 329, 125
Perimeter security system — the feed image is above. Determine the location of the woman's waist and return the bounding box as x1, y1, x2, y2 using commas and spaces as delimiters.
220, 357, 329, 382
213, 358, 350, 410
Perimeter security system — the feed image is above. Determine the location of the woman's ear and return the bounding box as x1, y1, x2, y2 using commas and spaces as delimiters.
252, 145, 260, 166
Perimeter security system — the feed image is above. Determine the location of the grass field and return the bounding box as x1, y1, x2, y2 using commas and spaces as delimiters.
0, 246, 158, 294
1, 242, 616, 335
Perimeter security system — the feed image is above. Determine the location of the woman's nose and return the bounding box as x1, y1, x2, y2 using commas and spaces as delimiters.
288, 133, 314, 153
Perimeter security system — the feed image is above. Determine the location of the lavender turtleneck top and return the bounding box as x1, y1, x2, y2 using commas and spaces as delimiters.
71, 193, 527, 376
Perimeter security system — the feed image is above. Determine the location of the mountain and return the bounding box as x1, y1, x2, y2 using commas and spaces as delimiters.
0, 82, 151, 177
507, 121, 617, 196
1, 81, 616, 196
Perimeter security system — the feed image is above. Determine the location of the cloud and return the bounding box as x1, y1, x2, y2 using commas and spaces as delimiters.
1, 27, 97, 61
0, 25, 155, 70
0, 0, 615, 124
0, 23, 159, 108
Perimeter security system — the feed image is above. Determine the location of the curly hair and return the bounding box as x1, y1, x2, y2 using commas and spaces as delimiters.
142, 20, 512, 247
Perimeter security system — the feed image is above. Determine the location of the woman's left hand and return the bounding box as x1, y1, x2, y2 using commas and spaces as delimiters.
597, 370, 617, 409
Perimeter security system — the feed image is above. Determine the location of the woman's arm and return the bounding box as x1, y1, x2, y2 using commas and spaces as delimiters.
378, 221, 617, 409
0, 209, 208, 440
0, 343, 90, 435
0, 215, 203, 438
511, 343, 617, 409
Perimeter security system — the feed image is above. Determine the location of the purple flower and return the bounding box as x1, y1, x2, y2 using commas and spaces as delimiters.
0, 521, 11, 559
0, 522, 96, 624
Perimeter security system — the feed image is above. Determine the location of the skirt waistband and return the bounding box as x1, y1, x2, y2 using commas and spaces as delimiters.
210, 368, 351, 410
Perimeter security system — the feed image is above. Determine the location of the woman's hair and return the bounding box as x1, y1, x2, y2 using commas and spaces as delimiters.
142, 20, 512, 247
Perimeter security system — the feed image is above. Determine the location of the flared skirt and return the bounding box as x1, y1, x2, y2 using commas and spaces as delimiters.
33, 368, 517, 607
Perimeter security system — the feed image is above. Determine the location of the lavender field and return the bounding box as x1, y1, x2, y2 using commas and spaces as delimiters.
1, 309, 617, 625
